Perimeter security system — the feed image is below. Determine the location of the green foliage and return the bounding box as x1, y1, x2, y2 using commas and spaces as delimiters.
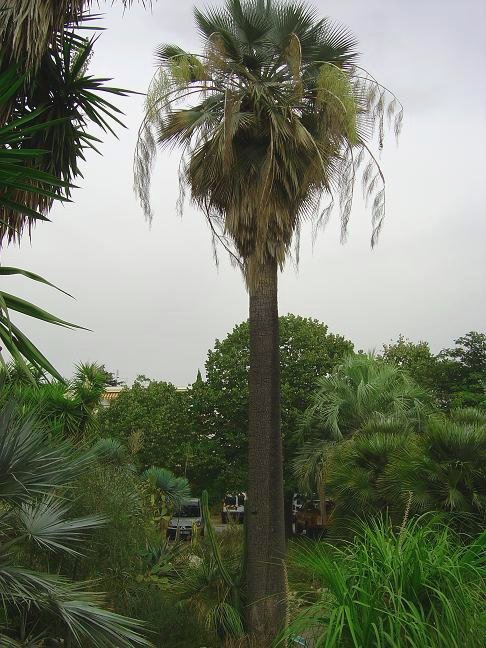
0, 16, 130, 246
97, 379, 191, 474
309, 410, 486, 532
141, 467, 191, 525
0, 10, 130, 380
326, 431, 410, 522
437, 332, 486, 408
295, 354, 486, 532
0, 404, 152, 646
92, 436, 129, 466
286, 517, 486, 648
382, 332, 486, 410
1, 362, 108, 437
168, 526, 245, 640
190, 314, 353, 494
386, 414, 486, 520
302, 353, 432, 441
381, 335, 438, 391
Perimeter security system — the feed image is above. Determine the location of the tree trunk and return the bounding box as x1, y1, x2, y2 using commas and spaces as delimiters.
245, 257, 287, 643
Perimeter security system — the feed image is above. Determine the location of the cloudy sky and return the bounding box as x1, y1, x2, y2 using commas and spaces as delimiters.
3, 0, 486, 386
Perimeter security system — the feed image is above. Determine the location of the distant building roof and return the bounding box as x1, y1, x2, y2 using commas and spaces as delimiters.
100, 386, 124, 407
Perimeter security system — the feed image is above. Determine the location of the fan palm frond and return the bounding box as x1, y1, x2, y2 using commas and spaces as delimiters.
135, 0, 402, 288
301, 353, 432, 439
142, 467, 191, 508
92, 438, 128, 466
17, 494, 105, 556
0, 405, 91, 500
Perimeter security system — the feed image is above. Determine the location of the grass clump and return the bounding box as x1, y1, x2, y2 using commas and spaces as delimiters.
286, 516, 485, 648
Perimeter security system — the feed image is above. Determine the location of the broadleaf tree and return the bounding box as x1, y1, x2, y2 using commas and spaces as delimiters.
188, 314, 353, 496
134, 0, 401, 639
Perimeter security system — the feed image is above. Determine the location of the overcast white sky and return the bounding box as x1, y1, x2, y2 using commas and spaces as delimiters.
3, 0, 486, 385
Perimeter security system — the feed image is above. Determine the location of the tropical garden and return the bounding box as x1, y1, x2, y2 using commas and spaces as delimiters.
0, 1, 484, 647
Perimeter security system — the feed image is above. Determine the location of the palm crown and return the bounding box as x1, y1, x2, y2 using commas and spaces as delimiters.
135, 0, 402, 287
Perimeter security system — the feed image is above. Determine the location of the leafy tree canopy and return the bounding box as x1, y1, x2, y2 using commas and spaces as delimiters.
190, 314, 353, 494
382, 332, 486, 409
97, 379, 192, 476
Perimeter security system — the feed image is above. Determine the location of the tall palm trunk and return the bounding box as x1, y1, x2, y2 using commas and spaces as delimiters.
246, 256, 287, 642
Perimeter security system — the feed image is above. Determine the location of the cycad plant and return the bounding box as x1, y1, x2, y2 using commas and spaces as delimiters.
285, 517, 486, 648
0, 404, 152, 646
134, 1, 402, 638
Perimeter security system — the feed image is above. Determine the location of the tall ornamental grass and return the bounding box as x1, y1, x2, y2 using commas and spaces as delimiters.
285, 516, 485, 648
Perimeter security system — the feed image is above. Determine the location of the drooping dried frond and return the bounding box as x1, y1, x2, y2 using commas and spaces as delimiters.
0, 0, 87, 70
0, 1, 150, 70
134, 0, 403, 289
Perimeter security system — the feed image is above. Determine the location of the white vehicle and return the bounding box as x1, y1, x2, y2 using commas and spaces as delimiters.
166, 498, 204, 540
221, 492, 246, 523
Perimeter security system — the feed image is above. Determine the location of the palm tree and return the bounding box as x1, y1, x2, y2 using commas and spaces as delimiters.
0, 404, 152, 646
294, 354, 430, 528
1, 361, 109, 436
301, 353, 431, 440
134, 1, 402, 638
385, 412, 486, 522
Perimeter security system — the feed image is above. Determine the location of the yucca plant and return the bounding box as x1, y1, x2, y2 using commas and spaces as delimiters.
0, 34, 130, 245
0, 6, 132, 380
1, 361, 109, 436
285, 516, 486, 648
134, 1, 402, 637
0, 404, 153, 646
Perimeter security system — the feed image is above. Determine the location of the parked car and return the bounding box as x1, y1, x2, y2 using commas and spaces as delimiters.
166, 498, 204, 540
221, 492, 246, 523
294, 496, 334, 537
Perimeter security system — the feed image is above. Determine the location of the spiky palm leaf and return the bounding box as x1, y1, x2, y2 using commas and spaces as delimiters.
0, 405, 90, 500
92, 437, 129, 466
0, 404, 153, 646
325, 431, 410, 525
16, 494, 105, 555
135, 0, 403, 287
0, 35, 130, 245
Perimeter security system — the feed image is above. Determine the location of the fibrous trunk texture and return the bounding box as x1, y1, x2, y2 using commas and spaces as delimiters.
245, 256, 286, 643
